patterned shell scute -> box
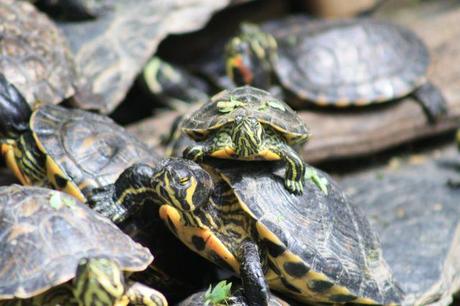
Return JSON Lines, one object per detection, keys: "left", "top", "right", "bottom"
{"left": 0, "top": 0, "right": 77, "bottom": 107}
{"left": 0, "top": 185, "right": 152, "bottom": 299}
{"left": 217, "top": 162, "right": 403, "bottom": 305}
{"left": 182, "top": 86, "right": 309, "bottom": 142}
{"left": 31, "top": 105, "right": 160, "bottom": 195}
{"left": 270, "top": 17, "right": 429, "bottom": 104}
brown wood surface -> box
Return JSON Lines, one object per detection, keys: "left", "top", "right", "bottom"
{"left": 128, "top": 5, "right": 460, "bottom": 163}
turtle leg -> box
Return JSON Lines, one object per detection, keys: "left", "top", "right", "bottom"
{"left": 87, "top": 163, "right": 158, "bottom": 225}
{"left": 411, "top": 81, "right": 447, "bottom": 123}
{"left": 183, "top": 129, "right": 235, "bottom": 161}
{"left": 238, "top": 240, "right": 270, "bottom": 306}
{"left": 265, "top": 138, "right": 305, "bottom": 194}
{"left": 124, "top": 281, "right": 168, "bottom": 306}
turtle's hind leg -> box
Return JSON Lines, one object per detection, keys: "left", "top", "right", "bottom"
{"left": 412, "top": 81, "right": 447, "bottom": 123}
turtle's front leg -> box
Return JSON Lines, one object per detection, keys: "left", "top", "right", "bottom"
{"left": 268, "top": 142, "right": 305, "bottom": 195}
{"left": 124, "top": 282, "right": 168, "bottom": 306}
{"left": 183, "top": 129, "right": 234, "bottom": 161}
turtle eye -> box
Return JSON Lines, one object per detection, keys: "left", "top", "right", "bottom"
{"left": 178, "top": 176, "right": 190, "bottom": 186}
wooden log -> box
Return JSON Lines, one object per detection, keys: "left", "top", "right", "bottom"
{"left": 128, "top": 7, "right": 460, "bottom": 163}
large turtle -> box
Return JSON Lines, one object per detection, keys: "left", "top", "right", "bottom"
{"left": 0, "top": 74, "right": 159, "bottom": 218}
{"left": 181, "top": 86, "right": 310, "bottom": 194}
{"left": 0, "top": 0, "right": 77, "bottom": 108}
{"left": 226, "top": 17, "right": 447, "bottom": 122}
{"left": 87, "top": 158, "right": 404, "bottom": 305}
{"left": 0, "top": 184, "right": 166, "bottom": 306}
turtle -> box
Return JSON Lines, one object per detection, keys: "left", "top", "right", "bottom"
{"left": 0, "top": 0, "right": 77, "bottom": 108}
{"left": 225, "top": 17, "right": 447, "bottom": 122}
{"left": 87, "top": 158, "right": 404, "bottom": 305}
{"left": 52, "top": 0, "right": 237, "bottom": 113}
{"left": 0, "top": 184, "right": 167, "bottom": 306}
{"left": 140, "top": 56, "right": 211, "bottom": 111}
{"left": 0, "top": 74, "right": 160, "bottom": 222}
{"left": 180, "top": 86, "right": 310, "bottom": 194}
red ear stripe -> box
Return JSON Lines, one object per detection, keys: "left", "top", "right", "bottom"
{"left": 233, "top": 56, "right": 254, "bottom": 85}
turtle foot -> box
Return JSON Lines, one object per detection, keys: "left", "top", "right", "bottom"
{"left": 284, "top": 179, "right": 304, "bottom": 195}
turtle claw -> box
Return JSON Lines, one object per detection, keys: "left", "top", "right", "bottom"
{"left": 183, "top": 146, "right": 205, "bottom": 162}
{"left": 284, "top": 179, "right": 304, "bottom": 195}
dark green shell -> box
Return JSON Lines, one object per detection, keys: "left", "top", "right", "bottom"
{"left": 268, "top": 17, "right": 428, "bottom": 105}
{"left": 212, "top": 161, "right": 403, "bottom": 305}
{"left": 0, "top": 0, "right": 77, "bottom": 107}
{"left": 182, "top": 86, "right": 309, "bottom": 144}
{"left": 0, "top": 185, "right": 152, "bottom": 299}
{"left": 30, "top": 105, "right": 160, "bottom": 196}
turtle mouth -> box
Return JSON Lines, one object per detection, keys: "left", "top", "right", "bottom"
{"left": 227, "top": 55, "right": 254, "bottom": 85}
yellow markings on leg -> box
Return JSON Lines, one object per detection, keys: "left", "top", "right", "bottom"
{"left": 210, "top": 147, "right": 235, "bottom": 159}
{"left": 1, "top": 143, "right": 31, "bottom": 185}
{"left": 259, "top": 149, "right": 281, "bottom": 161}
{"left": 159, "top": 205, "right": 240, "bottom": 273}
{"left": 45, "top": 156, "right": 85, "bottom": 202}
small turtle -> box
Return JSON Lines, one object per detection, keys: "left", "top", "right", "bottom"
{"left": 141, "top": 56, "right": 211, "bottom": 111}
{"left": 181, "top": 86, "right": 310, "bottom": 194}
{"left": 0, "top": 0, "right": 77, "bottom": 107}
{"left": 0, "top": 75, "right": 159, "bottom": 218}
{"left": 0, "top": 184, "right": 166, "bottom": 306}
{"left": 88, "top": 158, "right": 403, "bottom": 305}
{"left": 226, "top": 18, "right": 447, "bottom": 122}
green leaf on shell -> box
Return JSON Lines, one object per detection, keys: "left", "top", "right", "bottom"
{"left": 49, "top": 192, "right": 62, "bottom": 209}
{"left": 217, "top": 100, "right": 246, "bottom": 113}
{"left": 204, "top": 280, "right": 232, "bottom": 306}
{"left": 305, "top": 167, "right": 328, "bottom": 195}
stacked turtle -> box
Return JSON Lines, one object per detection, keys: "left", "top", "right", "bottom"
{"left": 85, "top": 86, "right": 404, "bottom": 305}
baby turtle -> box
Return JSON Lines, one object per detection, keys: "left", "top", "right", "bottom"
{"left": 181, "top": 86, "right": 310, "bottom": 194}
{"left": 0, "top": 185, "right": 166, "bottom": 306}
{"left": 226, "top": 17, "right": 447, "bottom": 122}
{"left": 0, "top": 75, "right": 159, "bottom": 214}
{"left": 88, "top": 158, "right": 403, "bottom": 305}
{"left": 0, "top": 0, "right": 77, "bottom": 107}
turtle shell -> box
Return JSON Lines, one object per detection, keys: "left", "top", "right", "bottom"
{"left": 182, "top": 86, "right": 309, "bottom": 145}
{"left": 0, "top": 0, "right": 77, "bottom": 107}
{"left": 268, "top": 17, "right": 429, "bottom": 106}
{"left": 30, "top": 105, "right": 160, "bottom": 198}
{"left": 0, "top": 185, "right": 152, "bottom": 299}
{"left": 57, "top": 0, "right": 235, "bottom": 113}
{"left": 213, "top": 161, "right": 403, "bottom": 305}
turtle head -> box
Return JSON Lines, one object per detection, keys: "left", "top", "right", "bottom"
{"left": 153, "top": 158, "right": 213, "bottom": 212}
{"left": 225, "top": 23, "right": 277, "bottom": 88}
{"left": 0, "top": 74, "right": 32, "bottom": 140}
{"left": 231, "top": 115, "right": 265, "bottom": 158}
{"left": 73, "top": 257, "right": 126, "bottom": 306}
